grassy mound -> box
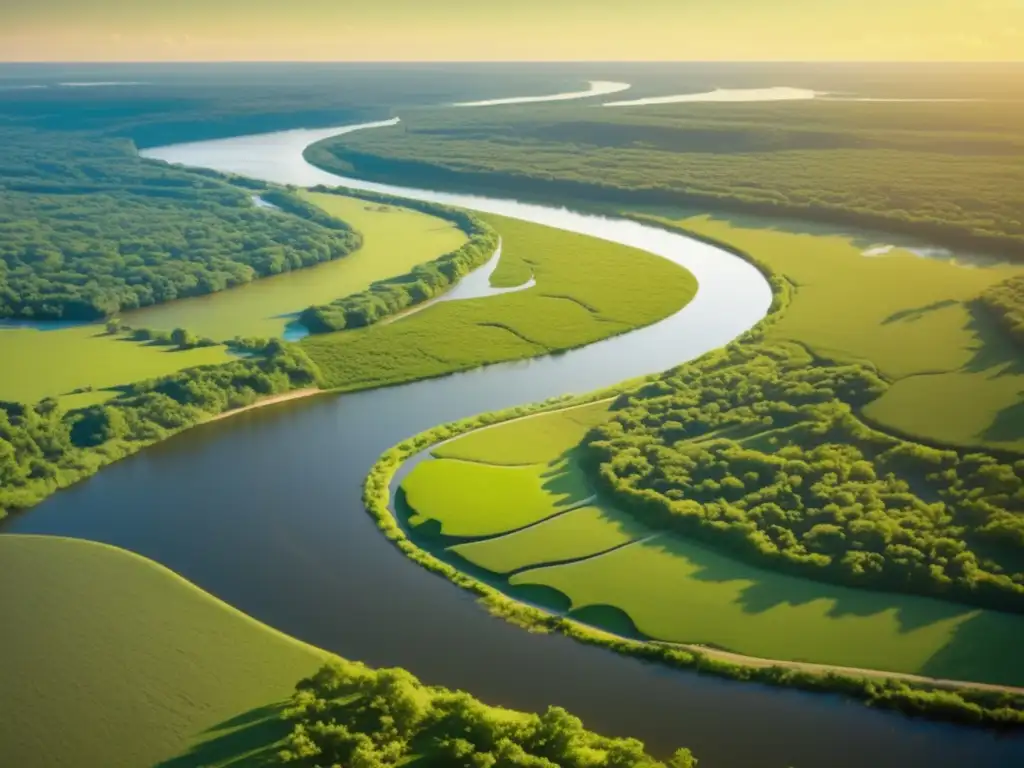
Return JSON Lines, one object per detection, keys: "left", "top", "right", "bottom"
{"left": 0, "top": 535, "right": 327, "bottom": 768}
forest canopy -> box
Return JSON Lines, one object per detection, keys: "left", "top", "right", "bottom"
{"left": 586, "top": 341, "right": 1024, "bottom": 613}
{"left": 0, "top": 129, "right": 361, "bottom": 322}
{"left": 277, "top": 660, "right": 696, "bottom": 768}
{"left": 315, "top": 99, "right": 1024, "bottom": 257}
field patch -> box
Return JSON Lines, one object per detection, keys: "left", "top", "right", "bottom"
{"left": 0, "top": 324, "right": 231, "bottom": 406}
{"left": 303, "top": 213, "right": 698, "bottom": 390}
{"left": 434, "top": 400, "right": 613, "bottom": 465}
{"left": 0, "top": 535, "right": 326, "bottom": 768}
{"left": 122, "top": 193, "right": 467, "bottom": 340}
{"left": 451, "top": 503, "right": 649, "bottom": 574}
{"left": 511, "top": 532, "right": 1024, "bottom": 686}
{"left": 402, "top": 455, "right": 594, "bottom": 538}
{"left": 651, "top": 213, "right": 1024, "bottom": 449}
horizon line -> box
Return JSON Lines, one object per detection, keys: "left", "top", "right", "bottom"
{"left": 2, "top": 59, "right": 1024, "bottom": 66}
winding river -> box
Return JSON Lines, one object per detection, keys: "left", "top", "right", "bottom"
{"left": 3, "top": 121, "right": 1023, "bottom": 768}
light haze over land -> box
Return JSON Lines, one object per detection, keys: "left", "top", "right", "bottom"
{"left": 0, "top": 0, "right": 1020, "bottom": 61}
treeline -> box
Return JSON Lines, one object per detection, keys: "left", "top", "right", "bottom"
{"left": 0, "top": 341, "right": 320, "bottom": 518}
{"left": 584, "top": 341, "right": 1024, "bottom": 613}
{"left": 298, "top": 188, "right": 499, "bottom": 333}
{"left": 277, "top": 660, "right": 696, "bottom": 768}
{"left": 979, "top": 275, "right": 1024, "bottom": 347}
{"left": 0, "top": 128, "right": 361, "bottom": 322}
{"left": 312, "top": 99, "right": 1024, "bottom": 258}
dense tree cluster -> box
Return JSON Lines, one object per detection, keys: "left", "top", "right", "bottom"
{"left": 0, "top": 341, "right": 320, "bottom": 518}
{"left": 316, "top": 99, "right": 1024, "bottom": 257}
{"left": 979, "top": 275, "right": 1024, "bottom": 347}
{"left": 298, "top": 190, "right": 499, "bottom": 333}
{"left": 0, "top": 129, "right": 362, "bottom": 322}
{"left": 586, "top": 342, "right": 1024, "bottom": 612}
{"left": 277, "top": 660, "right": 696, "bottom": 768}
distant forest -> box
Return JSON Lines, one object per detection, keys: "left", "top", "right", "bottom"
{"left": 314, "top": 98, "right": 1024, "bottom": 257}
{"left": 0, "top": 129, "right": 362, "bottom": 321}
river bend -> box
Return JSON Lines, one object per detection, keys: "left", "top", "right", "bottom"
{"left": 3, "top": 121, "right": 1021, "bottom": 768}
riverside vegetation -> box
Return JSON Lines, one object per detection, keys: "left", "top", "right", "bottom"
{"left": 376, "top": 211, "right": 1024, "bottom": 725}
{"left": 369, "top": 393, "right": 1024, "bottom": 727}
{"left": 308, "top": 98, "right": 1024, "bottom": 257}
{"left": 0, "top": 535, "right": 694, "bottom": 768}
{"left": 0, "top": 129, "right": 362, "bottom": 321}
{"left": 300, "top": 211, "right": 697, "bottom": 390}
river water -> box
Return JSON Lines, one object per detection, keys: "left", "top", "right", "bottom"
{"left": 3, "top": 121, "right": 1021, "bottom": 768}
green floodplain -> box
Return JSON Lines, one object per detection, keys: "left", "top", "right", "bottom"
{"left": 396, "top": 215, "right": 1024, "bottom": 689}
{"left": 300, "top": 213, "right": 697, "bottom": 390}
{"left": 0, "top": 193, "right": 466, "bottom": 406}
{"left": 121, "top": 192, "right": 468, "bottom": 340}
{"left": 400, "top": 401, "right": 1024, "bottom": 688}
{"left": 655, "top": 213, "right": 1024, "bottom": 451}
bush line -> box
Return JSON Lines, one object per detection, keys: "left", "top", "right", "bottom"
{"left": 298, "top": 186, "right": 499, "bottom": 333}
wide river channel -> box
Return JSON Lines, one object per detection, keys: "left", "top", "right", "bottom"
{"left": 4, "top": 120, "right": 1023, "bottom": 768}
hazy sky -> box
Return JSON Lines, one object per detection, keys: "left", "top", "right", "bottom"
{"left": 1, "top": 0, "right": 1019, "bottom": 62}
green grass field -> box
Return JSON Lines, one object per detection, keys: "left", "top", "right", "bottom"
{"left": 121, "top": 193, "right": 467, "bottom": 340}
{"left": 451, "top": 504, "right": 649, "bottom": 574}
{"left": 302, "top": 214, "right": 698, "bottom": 390}
{"left": 401, "top": 399, "right": 1024, "bottom": 686}
{"left": 0, "top": 535, "right": 327, "bottom": 768}
{"left": 646, "top": 213, "right": 1024, "bottom": 450}
{"left": 510, "top": 532, "right": 1024, "bottom": 686}
{"left": 0, "top": 324, "right": 231, "bottom": 406}
{"left": 433, "top": 400, "right": 613, "bottom": 465}
{"left": 403, "top": 455, "right": 594, "bottom": 538}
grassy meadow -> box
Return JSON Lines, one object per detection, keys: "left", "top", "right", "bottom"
{"left": 451, "top": 504, "right": 649, "bottom": 574}
{"left": 122, "top": 193, "right": 468, "bottom": 340}
{"left": 0, "top": 535, "right": 328, "bottom": 768}
{"left": 0, "top": 323, "right": 231, "bottom": 406}
{"left": 403, "top": 455, "right": 594, "bottom": 538}
{"left": 434, "top": 400, "right": 613, "bottom": 465}
{"left": 401, "top": 399, "right": 1024, "bottom": 686}
{"left": 642, "top": 213, "right": 1024, "bottom": 451}
{"left": 511, "top": 532, "right": 1024, "bottom": 686}
{"left": 302, "top": 214, "right": 698, "bottom": 389}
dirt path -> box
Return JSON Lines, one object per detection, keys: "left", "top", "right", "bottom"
{"left": 205, "top": 388, "right": 323, "bottom": 423}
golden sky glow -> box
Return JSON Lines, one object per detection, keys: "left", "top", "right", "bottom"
{"left": 0, "top": 1, "right": 1020, "bottom": 62}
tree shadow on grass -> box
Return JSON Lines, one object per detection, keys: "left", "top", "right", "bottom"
{"left": 538, "top": 449, "right": 595, "bottom": 508}
{"left": 155, "top": 702, "right": 291, "bottom": 768}
{"left": 569, "top": 604, "right": 645, "bottom": 640}
{"left": 981, "top": 399, "right": 1024, "bottom": 444}
{"left": 961, "top": 302, "right": 1024, "bottom": 377}
{"left": 919, "top": 610, "right": 1024, "bottom": 686}
{"left": 642, "top": 534, "right": 977, "bottom": 635}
